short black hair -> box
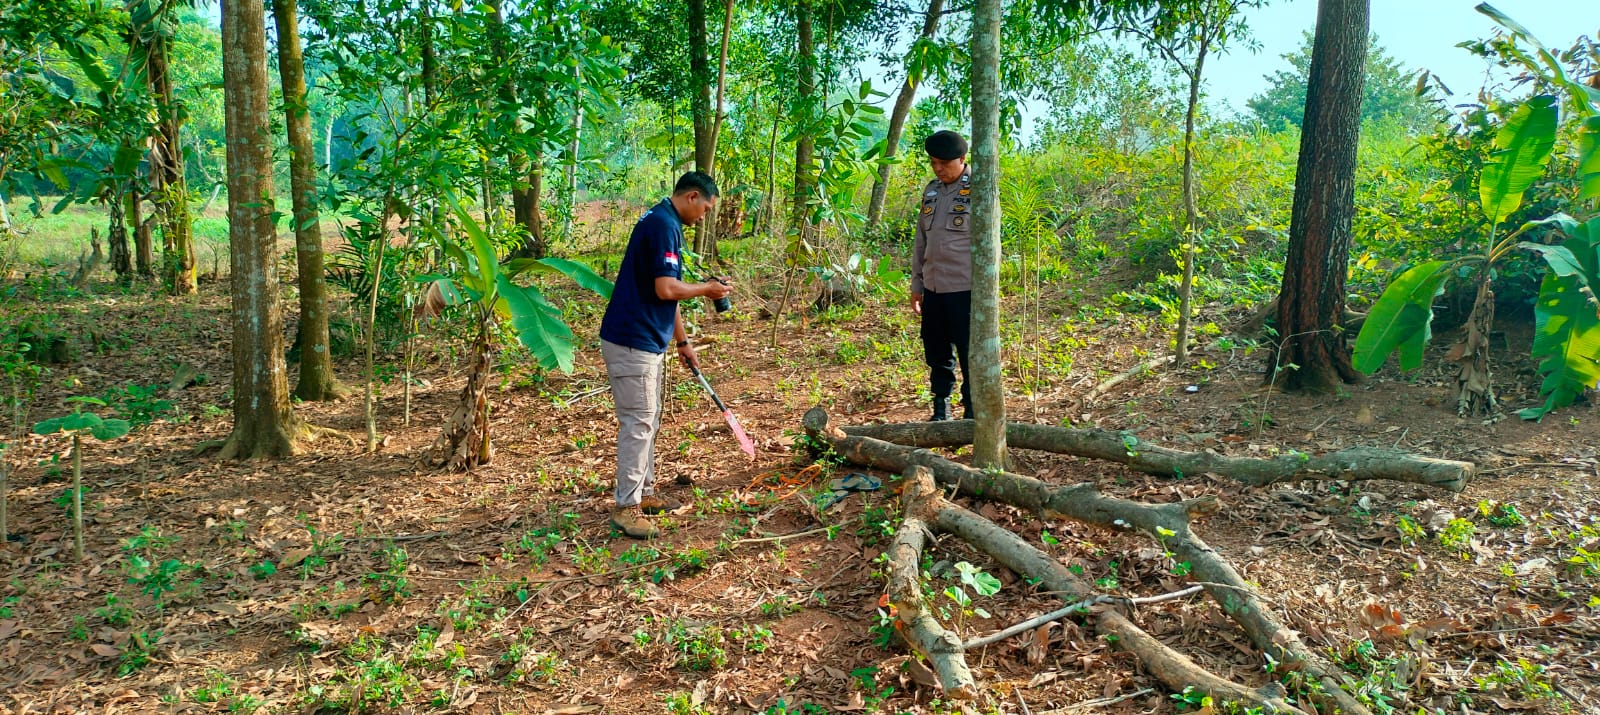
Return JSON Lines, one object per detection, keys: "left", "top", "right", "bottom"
{"left": 673, "top": 171, "right": 719, "bottom": 198}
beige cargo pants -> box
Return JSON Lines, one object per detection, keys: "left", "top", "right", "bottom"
{"left": 602, "top": 340, "right": 666, "bottom": 508}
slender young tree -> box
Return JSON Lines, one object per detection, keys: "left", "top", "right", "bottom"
{"left": 1269, "top": 0, "right": 1369, "bottom": 392}
{"left": 865, "top": 0, "right": 944, "bottom": 230}
{"left": 968, "top": 0, "right": 1006, "bottom": 468}
{"left": 1133, "top": 0, "right": 1252, "bottom": 361}
{"left": 219, "top": 0, "right": 304, "bottom": 459}
{"left": 273, "top": 0, "right": 347, "bottom": 401}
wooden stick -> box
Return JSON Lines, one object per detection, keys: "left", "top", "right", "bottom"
{"left": 963, "top": 585, "right": 1203, "bottom": 651}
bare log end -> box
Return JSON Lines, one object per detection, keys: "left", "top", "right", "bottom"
{"left": 803, "top": 406, "right": 845, "bottom": 441}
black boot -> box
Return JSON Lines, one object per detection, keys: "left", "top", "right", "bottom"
{"left": 930, "top": 396, "right": 951, "bottom": 422}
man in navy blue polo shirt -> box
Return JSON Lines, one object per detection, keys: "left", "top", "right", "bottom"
{"left": 600, "top": 171, "right": 733, "bottom": 539}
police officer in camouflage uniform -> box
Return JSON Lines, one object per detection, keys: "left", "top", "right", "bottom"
{"left": 910, "top": 130, "right": 973, "bottom": 422}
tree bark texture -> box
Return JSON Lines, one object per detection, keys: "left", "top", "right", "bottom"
{"left": 107, "top": 185, "right": 132, "bottom": 282}
{"left": 1269, "top": 0, "right": 1369, "bottom": 392}
{"left": 887, "top": 467, "right": 977, "bottom": 698}
{"left": 840, "top": 419, "right": 1473, "bottom": 492}
{"left": 802, "top": 408, "right": 1374, "bottom": 715}
{"left": 273, "top": 0, "right": 345, "bottom": 403}
{"left": 967, "top": 0, "right": 1007, "bottom": 468}
{"left": 865, "top": 0, "right": 944, "bottom": 230}
{"left": 790, "top": 0, "right": 816, "bottom": 233}
{"left": 219, "top": 0, "right": 302, "bottom": 460}
{"left": 149, "top": 31, "right": 196, "bottom": 295}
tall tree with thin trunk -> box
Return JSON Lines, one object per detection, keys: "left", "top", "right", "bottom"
{"left": 791, "top": 0, "right": 816, "bottom": 230}
{"left": 273, "top": 0, "right": 347, "bottom": 402}
{"left": 1269, "top": 0, "right": 1368, "bottom": 392}
{"left": 865, "top": 0, "right": 943, "bottom": 230}
{"left": 969, "top": 0, "right": 1006, "bottom": 468}
{"left": 219, "top": 0, "right": 304, "bottom": 459}
{"left": 148, "top": 25, "right": 196, "bottom": 295}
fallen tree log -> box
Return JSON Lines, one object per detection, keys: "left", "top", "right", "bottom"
{"left": 806, "top": 407, "right": 1372, "bottom": 715}
{"left": 932, "top": 495, "right": 1307, "bottom": 714}
{"left": 840, "top": 418, "right": 1473, "bottom": 492}
{"left": 885, "top": 467, "right": 976, "bottom": 699}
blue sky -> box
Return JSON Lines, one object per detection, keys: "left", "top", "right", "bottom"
{"left": 1205, "top": 0, "right": 1598, "bottom": 114}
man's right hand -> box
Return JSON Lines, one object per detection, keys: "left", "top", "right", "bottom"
{"left": 911, "top": 292, "right": 924, "bottom": 316}
{"left": 703, "top": 278, "right": 734, "bottom": 300}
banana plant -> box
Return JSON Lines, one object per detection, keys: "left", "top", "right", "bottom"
{"left": 419, "top": 199, "right": 611, "bottom": 471}
{"left": 33, "top": 397, "right": 130, "bottom": 561}
{"left": 1354, "top": 4, "right": 1600, "bottom": 419}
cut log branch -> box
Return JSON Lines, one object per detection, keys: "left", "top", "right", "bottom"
{"left": 933, "top": 502, "right": 1306, "bottom": 715}
{"left": 805, "top": 407, "right": 1373, "bottom": 715}
{"left": 841, "top": 418, "right": 1473, "bottom": 492}
{"left": 886, "top": 467, "right": 976, "bottom": 699}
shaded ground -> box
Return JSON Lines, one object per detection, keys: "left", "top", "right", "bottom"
{"left": 0, "top": 270, "right": 1597, "bottom": 715}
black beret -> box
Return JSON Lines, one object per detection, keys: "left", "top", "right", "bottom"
{"left": 923, "top": 130, "right": 968, "bottom": 160}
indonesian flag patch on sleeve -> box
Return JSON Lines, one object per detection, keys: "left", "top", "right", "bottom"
{"left": 663, "top": 251, "right": 679, "bottom": 268}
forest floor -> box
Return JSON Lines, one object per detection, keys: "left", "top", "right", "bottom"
{"left": 1, "top": 252, "right": 1599, "bottom": 715}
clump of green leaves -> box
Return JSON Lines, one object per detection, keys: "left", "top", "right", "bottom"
{"left": 1475, "top": 658, "right": 1560, "bottom": 702}
{"left": 1478, "top": 500, "right": 1526, "bottom": 527}
{"left": 1438, "top": 518, "right": 1477, "bottom": 558}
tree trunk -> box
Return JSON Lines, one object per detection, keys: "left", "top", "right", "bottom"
{"left": 562, "top": 63, "right": 582, "bottom": 244}
{"left": 1269, "top": 0, "right": 1369, "bottom": 392}
{"left": 790, "top": 0, "right": 816, "bottom": 233}
{"left": 273, "top": 0, "right": 346, "bottom": 402}
{"left": 219, "top": 0, "right": 303, "bottom": 460}
{"left": 107, "top": 185, "right": 133, "bottom": 282}
{"left": 865, "top": 0, "right": 944, "bottom": 230}
{"left": 150, "top": 31, "right": 196, "bottom": 296}
{"left": 698, "top": 0, "right": 735, "bottom": 262}
{"left": 841, "top": 418, "right": 1474, "bottom": 492}
{"left": 1174, "top": 41, "right": 1209, "bottom": 362}
{"left": 688, "top": 0, "right": 715, "bottom": 175}
{"left": 968, "top": 0, "right": 1006, "bottom": 468}
{"left": 512, "top": 160, "right": 546, "bottom": 258}
{"left": 130, "top": 186, "right": 153, "bottom": 277}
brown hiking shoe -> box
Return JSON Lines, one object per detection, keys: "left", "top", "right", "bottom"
{"left": 610, "top": 508, "right": 659, "bottom": 539}
{"left": 639, "top": 494, "right": 682, "bottom": 515}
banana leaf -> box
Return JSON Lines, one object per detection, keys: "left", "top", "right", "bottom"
{"left": 1479, "top": 95, "right": 1559, "bottom": 227}
{"left": 1520, "top": 271, "right": 1600, "bottom": 420}
{"left": 496, "top": 274, "right": 576, "bottom": 373}
{"left": 1352, "top": 260, "right": 1454, "bottom": 375}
